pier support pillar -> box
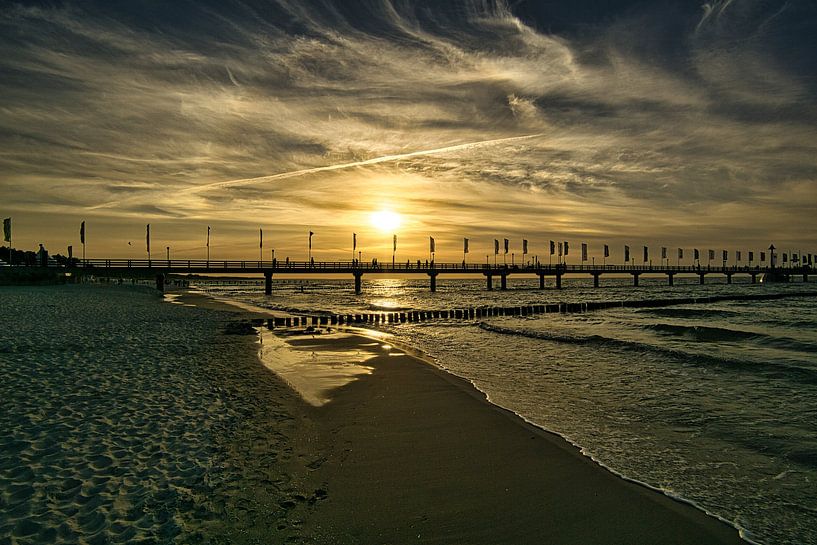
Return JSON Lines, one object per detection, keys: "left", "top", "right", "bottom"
{"left": 667, "top": 273, "right": 674, "bottom": 286}
{"left": 264, "top": 271, "right": 272, "bottom": 295}
{"left": 486, "top": 274, "right": 493, "bottom": 291}
{"left": 804, "top": 273, "right": 809, "bottom": 283}
{"left": 539, "top": 274, "right": 545, "bottom": 289}
{"left": 353, "top": 272, "right": 363, "bottom": 295}
{"left": 632, "top": 273, "right": 640, "bottom": 287}
{"left": 726, "top": 273, "right": 732, "bottom": 284}
{"left": 699, "top": 273, "right": 706, "bottom": 285}
{"left": 592, "top": 273, "right": 600, "bottom": 288}
{"left": 555, "top": 273, "right": 562, "bottom": 289}
{"left": 429, "top": 272, "right": 438, "bottom": 292}
{"left": 500, "top": 274, "right": 507, "bottom": 290}
{"left": 751, "top": 273, "right": 757, "bottom": 284}
{"left": 155, "top": 273, "right": 164, "bottom": 292}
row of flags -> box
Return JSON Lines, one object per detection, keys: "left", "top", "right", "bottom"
{"left": 3, "top": 217, "right": 815, "bottom": 265}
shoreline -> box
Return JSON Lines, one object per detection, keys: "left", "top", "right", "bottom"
{"left": 175, "top": 288, "right": 748, "bottom": 544}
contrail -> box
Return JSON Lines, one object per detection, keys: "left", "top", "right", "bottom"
{"left": 185, "top": 133, "right": 544, "bottom": 194}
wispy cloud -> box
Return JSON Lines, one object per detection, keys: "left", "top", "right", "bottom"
{"left": 1, "top": 0, "right": 815, "bottom": 257}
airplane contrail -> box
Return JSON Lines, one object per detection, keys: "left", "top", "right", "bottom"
{"left": 185, "top": 133, "right": 544, "bottom": 194}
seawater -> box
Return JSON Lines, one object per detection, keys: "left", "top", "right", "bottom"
{"left": 197, "top": 275, "right": 817, "bottom": 545}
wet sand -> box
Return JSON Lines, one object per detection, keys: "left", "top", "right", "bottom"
{"left": 179, "top": 290, "right": 745, "bottom": 544}
{"left": 281, "top": 333, "right": 745, "bottom": 544}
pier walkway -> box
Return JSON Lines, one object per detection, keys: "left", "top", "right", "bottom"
{"left": 53, "top": 259, "right": 813, "bottom": 294}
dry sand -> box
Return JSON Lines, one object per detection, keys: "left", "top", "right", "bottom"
{"left": 178, "top": 290, "right": 746, "bottom": 544}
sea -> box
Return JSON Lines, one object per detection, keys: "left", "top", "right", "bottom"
{"left": 196, "top": 274, "right": 817, "bottom": 545}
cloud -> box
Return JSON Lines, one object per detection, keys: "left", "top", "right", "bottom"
{"left": 0, "top": 0, "right": 815, "bottom": 257}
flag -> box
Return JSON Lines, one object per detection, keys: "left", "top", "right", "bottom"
{"left": 643, "top": 246, "right": 648, "bottom": 262}
{"left": 2, "top": 217, "right": 10, "bottom": 243}
{"left": 708, "top": 249, "right": 715, "bottom": 260}
{"left": 722, "top": 250, "right": 728, "bottom": 261}
{"left": 736, "top": 251, "right": 741, "bottom": 261}
{"left": 353, "top": 233, "right": 357, "bottom": 251}
{"left": 206, "top": 226, "right": 210, "bottom": 247}
{"left": 581, "top": 243, "right": 587, "bottom": 262}
{"left": 430, "top": 236, "right": 435, "bottom": 254}
{"left": 522, "top": 239, "right": 528, "bottom": 254}
{"left": 678, "top": 248, "right": 683, "bottom": 259}
{"left": 68, "top": 245, "right": 73, "bottom": 259}
{"left": 309, "top": 231, "right": 314, "bottom": 250}
{"left": 564, "top": 241, "right": 569, "bottom": 256}
{"left": 749, "top": 251, "right": 754, "bottom": 262}
{"left": 783, "top": 253, "right": 788, "bottom": 263}
{"left": 604, "top": 244, "right": 609, "bottom": 258}
{"left": 793, "top": 253, "right": 799, "bottom": 263}
{"left": 146, "top": 224, "right": 150, "bottom": 253}
{"left": 558, "top": 242, "right": 563, "bottom": 257}
{"left": 760, "top": 251, "right": 765, "bottom": 262}
{"left": 694, "top": 248, "right": 700, "bottom": 260}
{"left": 624, "top": 245, "right": 630, "bottom": 262}
{"left": 661, "top": 247, "right": 667, "bottom": 259}
{"left": 393, "top": 234, "right": 397, "bottom": 253}
{"left": 80, "top": 221, "right": 86, "bottom": 244}
{"left": 504, "top": 239, "right": 509, "bottom": 254}
{"left": 549, "top": 240, "right": 555, "bottom": 255}
{"left": 464, "top": 238, "right": 469, "bottom": 254}
{"left": 809, "top": 254, "right": 813, "bottom": 265}
{"left": 494, "top": 239, "right": 499, "bottom": 255}
{"left": 260, "top": 228, "right": 263, "bottom": 248}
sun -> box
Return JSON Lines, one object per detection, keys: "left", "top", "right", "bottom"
{"left": 370, "top": 210, "right": 402, "bottom": 232}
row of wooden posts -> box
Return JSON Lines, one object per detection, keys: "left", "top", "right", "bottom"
{"left": 259, "top": 291, "right": 816, "bottom": 328}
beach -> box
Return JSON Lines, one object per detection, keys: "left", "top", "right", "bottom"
{"left": 0, "top": 284, "right": 749, "bottom": 543}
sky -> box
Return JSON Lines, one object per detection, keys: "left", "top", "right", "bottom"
{"left": 1, "top": 0, "right": 816, "bottom": 262}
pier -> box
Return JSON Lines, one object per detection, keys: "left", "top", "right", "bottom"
{"left": 50, "top": 259, "right": 813, "bottom": 293}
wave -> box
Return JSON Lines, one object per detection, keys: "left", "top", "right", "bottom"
{"left": 644, "top": 323, "right": 762, "bottom": 343}
{"left": 637, "top": 308, "right": 739, "bottom": 319}
{"left": 477, "top": 322, "right": 817, "bottom": 384}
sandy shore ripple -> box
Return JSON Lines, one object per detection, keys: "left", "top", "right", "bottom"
{"left": 0, "top": 285, "right": 317, "bottom": 544}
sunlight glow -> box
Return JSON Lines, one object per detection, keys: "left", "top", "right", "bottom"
{"left": 370, "top": 210, "right": 402, "bottom": 232}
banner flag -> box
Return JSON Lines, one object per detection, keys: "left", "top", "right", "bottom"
{"left": 643, "top": 246, "right": 648, "bottom": 263}
{"left": 736, "top": 250, "right": 741, "bottom": 261}
{"left": 694, "top": 248, "right": 699, "bottom": 260}
{"left": 494, "top": 239, "right": 499, "bottom": 255}
{"left": 309, "top": 231, "right": 314, "bottom": 250}
{"left": 783, "top": 253, "right": 788, "bottom": 263}
{"left": 523, "top": 239, "right": 528, "bottom": 254}
{"left": 2, "top": 217, "right": 10, "bottom": 243}
{"left": 760, "top": 251, "right": 765, "bottom": 262}
{"left": 722, "top": 250, "right": 728, "bottom": 261}
{"left": 68, "top": 245, "right": 73, "bottom": 259}
{"left": 550, "top": 240, "right": 555, "bottom": 255}
{"left": 661, "top": 247, "right": 667, "bottom": 259}
{"left": 260, "top": 228, "right": 263, "bottom": 248}
{"left": 206, "top": 226, "right": 210, "bottom": 247}
{"left": 430, "top": 236, "right": 435, "bottom": 254}
{"left": 464, "top": 238, "right": 469, "bottom": 254}
{"left": 708, "top": 249, "right": 715, "bottom": 260}
{"left": 564, "top": 241, "right": 569, "bottom": 256}
{"left": 749, "top": 251, "right": 754, "bottom": 262}
{"left": 678, "top": 248, "right": 683, "bottom": 259}
{"left": 80, "top": 221, "right": 86, "bottom": 244}
{"left": 504, "top": 238, "right": 509, "bottom": 254}
{"left": 146, "top": 224, "right": 150, "bottom": 253}
{"left": 581, "top": 243, "right": 587, "bottom": 262}
{"left": 558, "top": 242, "right": 563, "bottom": 257}
{"left": 394, "top": 234, "right": 397, "bottom": 253}
{"left": 604, "top": 244, "right": 609, "bottom": 258}
{"left": 624, "top": 245, "right": 630, "bottom": 262}
{"left": 353, "top": 233, "right": 357, "bottom": 251}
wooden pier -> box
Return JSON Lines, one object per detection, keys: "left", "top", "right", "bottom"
{"left": 55, "top": 259, "right": 813, "bottom": 294}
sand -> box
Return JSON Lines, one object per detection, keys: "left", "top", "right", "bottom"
{"left": 0, "top": 285, "right": 746, "bottom": 544}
